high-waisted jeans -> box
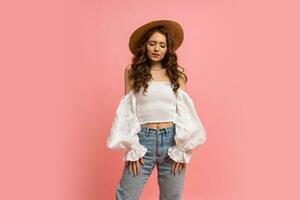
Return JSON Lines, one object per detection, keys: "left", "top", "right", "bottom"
{"left": 115, "top": 124, "right": 186, "bottom": 200}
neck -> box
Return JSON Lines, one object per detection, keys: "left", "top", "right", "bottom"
{"left": 150, "top": 62, "right": 163, "bottom": 70}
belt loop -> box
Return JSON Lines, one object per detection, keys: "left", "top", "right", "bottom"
{"left": 164, "top": 128, "right": 169, "bottom": 137}
{"left": 146, "top": 127, "right": 149, "bottom": 137}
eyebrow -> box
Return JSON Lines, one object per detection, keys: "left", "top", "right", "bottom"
{"left": 149, "top": 40, "right": 166, "bottom": 45}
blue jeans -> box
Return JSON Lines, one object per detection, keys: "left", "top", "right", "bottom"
{"left": 116, "top": 124, "right": 186, "bottom": 200}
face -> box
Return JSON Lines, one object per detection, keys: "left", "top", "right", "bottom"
{"left": 146, "top": 32, "right": 168, "bottom": 62}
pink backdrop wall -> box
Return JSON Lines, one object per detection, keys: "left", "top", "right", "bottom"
{"left": 1, "top": 0, "right": 299, "bottom": 200}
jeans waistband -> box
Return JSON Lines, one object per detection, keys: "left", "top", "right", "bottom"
{"left": 140, "top": 124, "right": 175, "bottom": 135}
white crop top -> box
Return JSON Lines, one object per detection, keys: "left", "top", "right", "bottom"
{"left": 136, "top": 80, "right": 176, "bottom": 124}
{"left": 106, "top": 81, "right": 207, "bottom": 164}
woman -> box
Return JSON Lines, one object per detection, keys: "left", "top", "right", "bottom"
{"left": 106, "top": 19, "right": 207, "bottom": 200}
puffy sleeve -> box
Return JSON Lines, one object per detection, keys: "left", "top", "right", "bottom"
{"left": 168, "top": 88, "right": 207, "bottom": 163}
{"left": 106, "top": 90, "right": 147, "bottom": 161}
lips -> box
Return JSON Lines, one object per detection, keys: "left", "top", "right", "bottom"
{"left": 152, "top": 53, "right": 160, "bottom": 57}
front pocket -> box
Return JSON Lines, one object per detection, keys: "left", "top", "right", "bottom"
{"left": 137, "top": 130, "right": 146, "bottom": 138}
{"left": 167, "top": 132, "right": 176, "bottom": 143}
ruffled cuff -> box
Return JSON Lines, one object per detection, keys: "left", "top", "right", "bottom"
{"left": 122, "top": 143, "right": 147, "bottom": 161}
{"left": 168, "top": 145, "right": 193, "bottom": 163}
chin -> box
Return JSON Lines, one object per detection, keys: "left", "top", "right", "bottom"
{"left": 151, "top": 58, "right": 162, "bottom": 62}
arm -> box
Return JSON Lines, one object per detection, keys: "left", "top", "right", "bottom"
{"left": 178, "top": 73, "right": 187, "bottom": 91}
{"left": 106, "top": 64, "right": 147, "bottom": 161}
{"left": 178, "top": 66, "right": 187, "bottom": 91}
{"left": 168, "top": 71, "right": 207, "bottom": 164}
{"left": 124, "top": 64, "right": 133, "bottom": 95}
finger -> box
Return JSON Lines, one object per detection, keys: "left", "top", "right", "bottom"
{"left": 136, "top": 161, "right": 140, "bottom": 175}
{"left": 171, "top": 162, "right": 175, "bottom": 175}
{"left": 172, "top": 162, "right": 178, "bottom": 175}
{"left": 131, "top": 162, "right": 135, "bottom": 176}
{"left": 180, "top": 163, "right": 186, "bottom": 173}
{"left": 133, "top": 162, "right": 137, "bottom": 177}
{"left": 139, "top": 158, "right": 144, "bottom": 166}
{"left": 131, "top": 162, "right": 135, "bottom": 177}
{"left": 178, "top": 164, "right": 182, "bottom": 174}
{"left": 129, "top": 162, "right": 132, "bottom": 174}
{"left": 174, "top": 162, "right": 179, "bottom": 175}
{"left": 134, "top": 161, "right": 138, "bottom": 176}
{"left": 138, "top": 158, "right": 142, "bottom": 166}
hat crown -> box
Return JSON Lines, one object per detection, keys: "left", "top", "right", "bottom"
{"left": 129, "top": 20, "right": 184, "bottom": 55}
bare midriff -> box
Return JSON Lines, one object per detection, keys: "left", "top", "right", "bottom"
{"left": 141, "top": 121, "right": 175, "bottom": 130}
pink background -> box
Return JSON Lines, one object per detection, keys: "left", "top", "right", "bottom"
{"left": 1, "top": 0, "right": 299, "bottom": 199}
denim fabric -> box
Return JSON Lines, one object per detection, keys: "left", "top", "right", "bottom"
{"left": 116, "top": 124, "right": 185, "bottom": 200}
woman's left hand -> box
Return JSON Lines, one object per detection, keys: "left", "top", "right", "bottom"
{"left": 171, "top": 160, "right": 186, "bottom": 175}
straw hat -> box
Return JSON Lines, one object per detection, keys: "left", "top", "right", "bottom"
{"left": 128, "top": 19, "right": 184, "bottom": 55}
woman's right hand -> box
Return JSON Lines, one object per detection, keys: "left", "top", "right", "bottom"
{"left": 125, "top": 157, "right": 144, "bottom": 177}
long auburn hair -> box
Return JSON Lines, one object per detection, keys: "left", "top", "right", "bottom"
{"left": 128, "top": 26, "right": 187, "bottom": 95}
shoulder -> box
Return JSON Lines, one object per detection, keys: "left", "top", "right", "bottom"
{"left": 124, "top": 64, "right": 133, "bottom": 94}
{"left": 125, "top": 64, "right": 132, "bottom": 72}
{"left": 177, "top": 67, "right": 187, "bottom": 91}
{"left": 124, "top": 64, "right": 132, "bottom": 79}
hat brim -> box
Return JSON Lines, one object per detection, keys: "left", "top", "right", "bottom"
{"left": 129, "top": 19, "right": 184, "bottom": 55}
